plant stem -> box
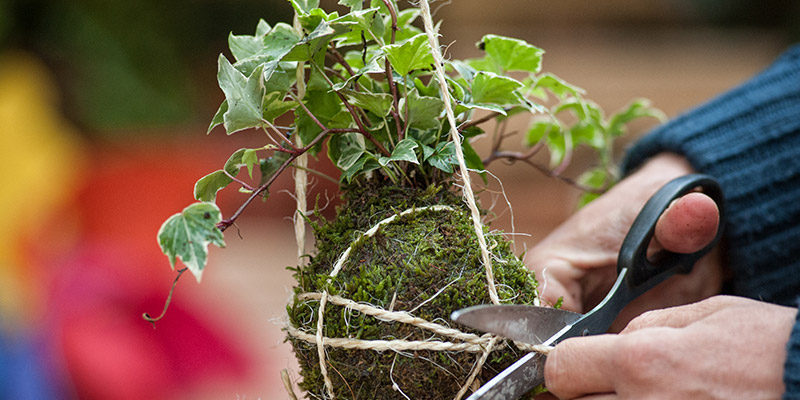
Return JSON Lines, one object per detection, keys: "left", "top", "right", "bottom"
{"left": 379, "top": 0, "right": 404, "bottom": 140}
{"left": 382, "top": 0, "right": 398, "bottom": 44}
{"left": 142, "top": 268, "right": 187, "bottom": 328}
{"left": 484, "top": 150, "right": 606, "bottom": 193}
{"left": 459, "top": 110, "right": 502, "bottom": 131}
{"left": 218, "top": 126, "right": 335, "bottom": 231}
{"left": 328, "top": 47, "right": 356, "bottom": 77}
{"left": 309, "top": 63, "right": 392, "bottom": 157}
{"left": 223, "top": 170, "right": 256, "bottom": 191}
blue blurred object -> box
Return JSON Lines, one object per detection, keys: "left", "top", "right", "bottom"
{"left": 0, "top": 328, "right": 61, "bottom": 400}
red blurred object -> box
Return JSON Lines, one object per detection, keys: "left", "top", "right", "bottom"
{"left": 50, "top": 241, "right": 250, "bottom": 400}
{"left": 27, "top": 135, "right": 269, "bottom": 399}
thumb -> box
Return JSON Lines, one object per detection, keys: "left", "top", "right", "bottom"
{"left": 654, "top": 192, "right": 719, "bottom": 254}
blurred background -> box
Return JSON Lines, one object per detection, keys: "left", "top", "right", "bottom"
{"left": 0, "top": 0, "right": 796, "bottom": 398}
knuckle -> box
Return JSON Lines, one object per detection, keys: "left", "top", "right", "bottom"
{"left": 624, "top": 309, "right": 664, "bottom": 332}
{"left": 543, "top": 345, "right": 574, "bottom": 396}
{"left": 543, "top": 347, "right": 565, "bottom": 394}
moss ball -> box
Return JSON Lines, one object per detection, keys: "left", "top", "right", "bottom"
{"left": 287, "top": 182, "right": 539, "bottom": 399}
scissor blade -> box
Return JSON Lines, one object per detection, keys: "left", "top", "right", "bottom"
{"left": 466, "top": 351, "right": 546, "bottom": 400}
{"left": 451, "top": 305, "right": 581, "bottom": 345}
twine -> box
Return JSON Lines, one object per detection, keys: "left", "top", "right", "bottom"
{"left": 292, "top": 23, "right": 311, "bottom": 396}
{"left": 418, "top": 0, "right": 500, "bottom": 307}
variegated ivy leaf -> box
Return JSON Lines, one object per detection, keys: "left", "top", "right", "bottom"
{"left": 379, "top": 138, "right": 419, "bottom": 166}
{"left": 608, "top": 99, "right": 666, "bottom": 137}
{"left": 216, "top": 56, "right": 266, "bottom": 134}
{"left": 341, "top": 89, "right": 394, "bottom": 117}
{"left": 536, "top": 73, "right": 586, "bottom": 100}
{"left": 479, "top": 34, "right": 544, "bottom": 74}
{"left": 158, "top": 202, "right": 225, "bottom": 283}
{"left": 290, "top": 0, "right": 321, "bottom": 14}
{"left": 383, "top": 33, "right": 435, "bottom": 76}
{"left": 195, "top": 148, "right": 245, "bottom": 202}
{"left": 228, "top": 19, "right": 272, "bottom": 62}
{"left": 401, "top": 88, "right": 444, "bottom": 130}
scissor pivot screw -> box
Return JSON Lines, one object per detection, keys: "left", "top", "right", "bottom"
{"left": 581, "top": 328, "right": 590, "bottom": 336}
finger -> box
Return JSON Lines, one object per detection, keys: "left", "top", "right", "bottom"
{"left": 544, "top": 335, "right": 618, "bottom": 399}
{"left": 621, "top": 295, "right": 740, "bottom": 333}
{"left": 538, "top": 260, "right": 585, "bottom": 311}
{"left": 654, "top": 192, "right": 719, "bottom": 254}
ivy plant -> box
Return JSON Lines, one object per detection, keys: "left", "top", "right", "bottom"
{"left": 155, "top": 0, "right": 663, "bottom": 285}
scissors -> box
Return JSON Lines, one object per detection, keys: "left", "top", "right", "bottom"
{"left": 451, "top": 174, "right": 725, "bottom": 400}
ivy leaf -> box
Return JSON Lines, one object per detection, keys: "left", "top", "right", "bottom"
{"left": 462, "top": 140, "right": 487, "bottom": 183}
{"left": 194, "top": 170, "right": 234, "bottom": 202}
{"left": 242, "top": 148, "right": 259, "bottom": 178}
{"left": 157, "top": 202, "right": 225, "bottom": 283}
{"left": 525, "top": 120, "right": 561, "bottom": 147}
{"left": 445, "top": 76, "right": 467, "bottom": 102}
{"left": 401, "top": 88, "right": 444, "bottom": 130}
{"left": 289, "top": 0, "right": 321, "bottom": 14}
{"left": 297, "top": 8, "right": 339, "bottom": 33}
{"left": 466, "top": 56, "right": 501, "bottom": 75}
{"left": 339, "top": 0, "right": 363, "bottom": 11}
{"left": 335, "top": 7, "right": 380, "bottom": 33}
{"left": 335, "top": 7, "right": 383, "bottom": 46}
{"left": 285, "top": 18, "right": 351, "bottom": 64}
{"left": 546, "top": 127, "right": 570, "bottom": 168}
{"left": 260, "top": 151, "right": 291, "bottom": 186}
{"left": 296, "top": 89, "right": 347, "bottom": 155}
{"left": 379, "top": 138, "right": 418, "bottom": 166}
{"left": 470, "top": 71, "right": 525, "bottom": 111}
{"left": 387, "top": 8, "right": 421, "bottom": 43}
{"left": 223, "top": 148, "right": 247, "bottom": 175}
{"left": 342, "top": 154, "right": 381, "bottom": 182}
{"left": 194, "top": 149, "right": 248, "bottom": 202}
{"left": 449, "top": 60, "right": 477, "bottom": 83}
{"left": 262, "top": 92, "right": 298, "bottom": 122}
{"left": 233, "top": 23, "right": 301, "bottom": 76}
{"left": 208, "top": 100, "right": 228, "bottom": 134}
{"left": 608, "top": 98, "right": 666, "bottom": 137}
{"left": 479, "top": 34, "right": 544, "bottom": 73}
{"left": 536, "top": 73, "right": 585, "bottom": 100}
{"left": 413, "top": 76, "right": 439, "bottom": 97}
{"left": 571, "top": 121, "right": 604, "bottom": 149}
{"left": 328, "top": 132, "right": 366, "bottom": 171}
{"left": 554, "top": 98, "right": 603, "bottom": 122}
{"left": 228, "top": 19, "right": 271, "bottom": 61}
{"left": 341, "top": 89, "right": 393, "bottom": 117}
{"left": 217, "top": 56, "right": 266, "bottom": 134}
{"left": 331, "top": 56, "right": 384, "bottom": 90}
{"left": 427, "top": 141, "right": 458, "bottom": 173}
{"left": 383, "top": 33, "right": 435, "bottom": 76}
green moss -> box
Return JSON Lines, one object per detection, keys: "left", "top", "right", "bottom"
{"left": 287, "top": 180, "right": 539, "bottom": 399}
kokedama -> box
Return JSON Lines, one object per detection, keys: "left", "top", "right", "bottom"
{"left": 152, "top": 1, "right": 662, "bottom": 398}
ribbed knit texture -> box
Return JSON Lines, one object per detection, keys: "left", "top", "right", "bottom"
{"left": 621, "top": 44, "right": 800, "bottom": 399}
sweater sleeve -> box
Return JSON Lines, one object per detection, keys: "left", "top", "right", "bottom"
{"left": 620, "top": 44, "right": 800, "bottom": 399}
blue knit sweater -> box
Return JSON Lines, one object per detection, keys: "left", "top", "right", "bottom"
{"left": 621, "top": 44, "right": 800, "bottom": 399}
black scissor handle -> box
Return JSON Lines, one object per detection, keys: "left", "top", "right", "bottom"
{"left": 617, "top": 174, "right": 725, "bottom": 290}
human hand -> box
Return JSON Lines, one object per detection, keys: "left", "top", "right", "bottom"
{"left": 525, "top": 153, "right": 722, "bottom": 328}
{"left": 542, "top": 295, "right": 797, "bottom": 399}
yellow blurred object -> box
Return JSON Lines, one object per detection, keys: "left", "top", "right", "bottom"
{"left": 0, "top": 52, "right": 86, "bottom": 329}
